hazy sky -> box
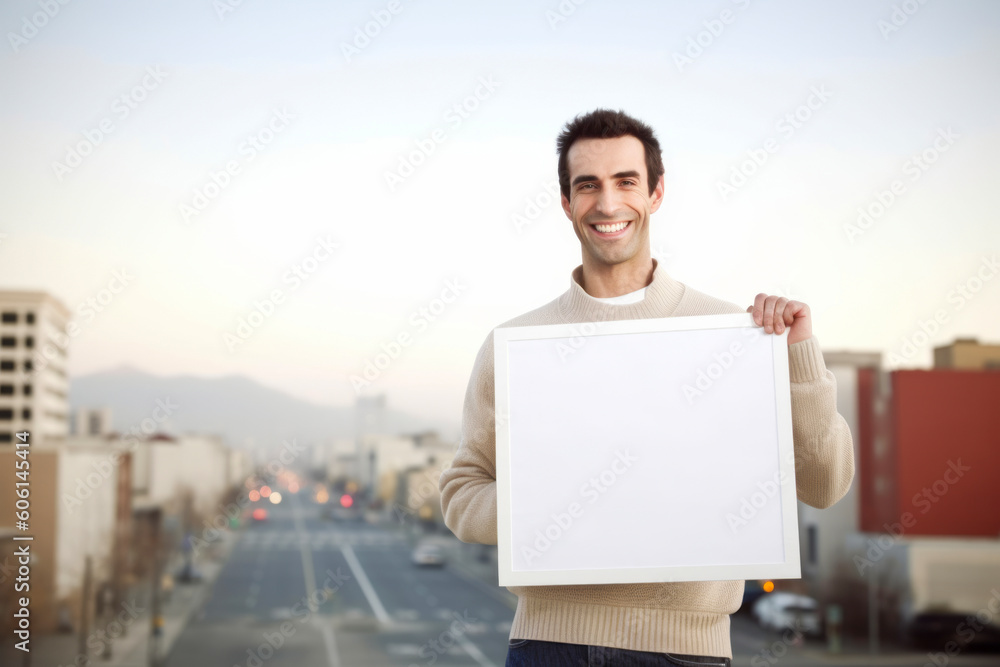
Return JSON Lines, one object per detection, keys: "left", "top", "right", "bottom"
{"left": 1, "top": 0, "right": 998, "bottom": 431}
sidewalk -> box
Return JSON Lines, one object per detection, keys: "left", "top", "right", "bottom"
{"left": 3, "top": 527, "right": 240, "bottom": 667}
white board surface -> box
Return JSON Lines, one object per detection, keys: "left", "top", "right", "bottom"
{"left": 493, "top": 313, "right": 799, "bottom": 586}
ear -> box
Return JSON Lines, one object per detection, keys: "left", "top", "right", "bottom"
{"left": 561, "top": 192, "right": 572, "bottom": 220}
{"left": 649, "top": 174, "right": 665, "bottom": 214}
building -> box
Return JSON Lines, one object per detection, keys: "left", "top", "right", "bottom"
{"left": 933, "top": 337, "right": 1000, "bottom": 370}
{"left": 387, "top": 462, "right": 452, "bottom": 524}
{"left": 858, "top": 368, "right": 1000, "bottom": 537}
{"left": 796, "top": 350, "right": 879, "bottom": 601}
{"left": 795, "top": 340, "right": 1000, "bottom": 639}
{"left": 0, "top": 291, "right": 71, "bottom": 447}
{"left": 127, "top": 432, "right": 242, "bottom": 530}
{"left": 0, "top": 440, "right": 130, "bottom": 633}
{"left": 0, "top": 430, "right": 249, "bottom": 634}
{"left": 73, "top": 406, "right": 114, "bottom": 436}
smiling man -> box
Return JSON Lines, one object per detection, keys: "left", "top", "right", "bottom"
{"left": 439, "top": 109, "right": 855, "bottom": 666}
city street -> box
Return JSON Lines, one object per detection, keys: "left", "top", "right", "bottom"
{"left": 166, "top": 494, "right": 516, "bottom": 666}
{"left": 160, "top": 492, "right": 1000, "bottom": 667}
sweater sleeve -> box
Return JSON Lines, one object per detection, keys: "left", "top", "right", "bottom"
{"left": 439, "top": 333, "right": 499, "bottom": 544}
{"left": 787, "top": 336, "right": 856, "bottom": 509}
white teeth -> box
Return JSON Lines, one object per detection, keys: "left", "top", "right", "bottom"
{"left": 595, "top": 221, "right": 629, "bottom": 233}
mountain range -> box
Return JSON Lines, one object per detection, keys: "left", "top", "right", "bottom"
{"left": 68, "top": 366, "right": 457, "bottom": 450}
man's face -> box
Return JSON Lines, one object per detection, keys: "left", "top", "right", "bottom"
{"left": 561, "top": 135, "right": 664, "bottom": 270}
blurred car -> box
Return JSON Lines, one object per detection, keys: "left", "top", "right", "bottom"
{"left": 323, "top": 505, "right": 362, "bottom": 522}
{"left": 752, "top": 592, "right": 822, "bottom": 637}
{"left": 175, "top": 562, "right": 203, "bottom": 583}
{"left": 411, "top": 543, "right": 446, "bottom": 567}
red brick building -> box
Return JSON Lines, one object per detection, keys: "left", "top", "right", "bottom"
{"left": 858, "top": 365, "right": 1000, "bottom": 537}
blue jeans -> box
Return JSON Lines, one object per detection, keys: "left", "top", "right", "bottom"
{"left": 504, "top": 639, "right": 731, "bottom": 666}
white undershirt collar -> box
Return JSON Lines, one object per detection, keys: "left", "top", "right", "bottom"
{"left": 591, "top": 286, "right": 648, "bottom": 305}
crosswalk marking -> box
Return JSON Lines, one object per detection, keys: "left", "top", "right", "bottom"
{"left": 238, "top": 530, "right": 405, "bottom": 549}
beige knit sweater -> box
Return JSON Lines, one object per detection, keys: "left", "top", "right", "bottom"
{"left": 439, "top": 259, "right": 855, "bottom": 659}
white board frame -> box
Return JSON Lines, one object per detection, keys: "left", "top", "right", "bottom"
{"left": 493, "top": 313, "right": 799, "bottom": 586}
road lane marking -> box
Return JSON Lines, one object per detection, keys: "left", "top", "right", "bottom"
{"left": 455, "top": 632, "right": 496, "bottom": 667}
{"left": 317, "top": 619, "right": 341, "bottom": 667}
{"left": 293, "top": 494, "right": 341, "bottom": 667}
{"left": 341, "top": 544, "right": 392, "bottom": 624}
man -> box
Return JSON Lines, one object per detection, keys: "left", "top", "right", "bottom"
{"left": 439, "top": 109, "right": 855, "bottom": 666}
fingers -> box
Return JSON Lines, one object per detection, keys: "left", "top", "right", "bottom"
{"left": 750, "top": 293, "right": 791, "bottom": 334}
{"left": 750, "top": 293, "right": 766, "bottom": 326}
{"left": 765, "top": 297, "right": 788, "bottom": 334}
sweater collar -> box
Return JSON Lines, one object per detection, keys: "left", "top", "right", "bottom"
{"left": 558, "top": 258, "right": 686, "bottom": 322}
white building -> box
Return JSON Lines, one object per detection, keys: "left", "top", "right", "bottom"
{"left": 73, "top": 406, "right": 114, "bottom": 436}
{"left": 129, "top": 432, "right": 236, "bottom": 520}
{"left": 0, "top": 290, "right": 71, "bottom": 447}
{"left": 797, "top": 350, "right": 880, "bottom": 600}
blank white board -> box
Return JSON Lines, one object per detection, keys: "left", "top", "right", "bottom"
{"left": 493, "top": 313, "right": 799, "bottom": 586}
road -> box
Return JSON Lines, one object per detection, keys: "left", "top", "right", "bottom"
{"left": 166, "top": 493, "right": 514, "bottom": 666}
{"left": 164, "top": 491, "right": 1000, "bottom": 666}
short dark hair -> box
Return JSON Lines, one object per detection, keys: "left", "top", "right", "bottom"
{"left": 556, "top": 109, "right": 664, "bottom": 199}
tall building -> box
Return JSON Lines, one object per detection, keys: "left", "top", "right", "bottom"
{"left": 0, "top": 291, "right": 71, "bottom": 446}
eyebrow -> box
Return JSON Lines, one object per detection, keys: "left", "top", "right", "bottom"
{"left": 571, "top": 170, "right": 642, "bottom": 187}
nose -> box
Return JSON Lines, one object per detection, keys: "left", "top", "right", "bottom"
{"left": 595, "top": 186, "right": 623, "bottom": 218}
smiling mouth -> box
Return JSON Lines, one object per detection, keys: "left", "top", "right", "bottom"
{"left": 591, "top": 221, "right": 631, "bottom": 234}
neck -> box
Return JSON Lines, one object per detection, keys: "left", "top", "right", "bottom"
{"left": 579, "top": 254, "right": 655, "bottom": 298}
